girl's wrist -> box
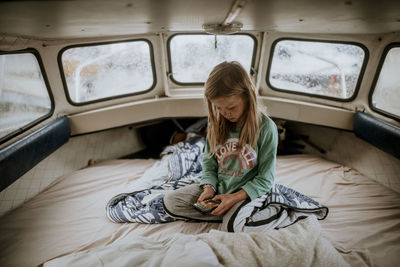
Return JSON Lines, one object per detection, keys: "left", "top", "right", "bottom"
{"left": 233, "top": 189, "right": 248, "bottom": 201}
{"left": 202, "top": 184, "right": 216, "bottom": 193}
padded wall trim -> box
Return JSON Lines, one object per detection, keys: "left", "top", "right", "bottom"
{"left": 354, "top": 112, "right": 400, "bottom": 159}
{"left": 0, "top": 117, "right": 70, "bottom": 191}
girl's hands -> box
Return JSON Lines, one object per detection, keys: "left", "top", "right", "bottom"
{"left": 197, "top": 186, "right": 215, "bottom": 202}
{"left": 210, "top": 189, "right": 248, "bottom": 216}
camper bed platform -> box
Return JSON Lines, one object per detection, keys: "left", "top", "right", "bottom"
{"left": 0, "top": 154, "right": 399, "bottom": 266}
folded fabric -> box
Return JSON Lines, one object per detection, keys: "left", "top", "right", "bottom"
{"left": 45, "top": 216, "right": 348, "bottom": 267}
{"left": 199, "top": 216, "right": 348, "bottom": 267}
{"left": 44, "top": 233, "right": 221, "bottom": 267}
{"left": 221, "top": 184, "right": 328, "bottom": 232}
{"left": 123, "top": 154, "right": 172, "bottom": 193}
{"left": 161, "top": 134, "right": 205, "bottom": 180}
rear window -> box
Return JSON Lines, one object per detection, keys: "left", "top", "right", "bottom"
{"left": 59, "top": 39, "right": 156, "bottom": 105}
{"left": 0, "top": 50, "right": 53, "bottom": 143}
{"left": 267, "top": 39, "right": 367, "bottom": 101}
{"left": 168, "top": 34, "right": 256, "bottom": 84}
{"left": 370, "top": 44, "right": 400, "bottom": 120}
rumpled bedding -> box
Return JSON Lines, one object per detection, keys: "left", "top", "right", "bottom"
{"left": 222, "top": 183, "right": 328, "bottom": 232}
{"left": 44, "top": 216, "right": 348, "bottom": 267}
{"left": 107, "top": 135, "right": 328, "bottom": 229}
{"left": 45, "top": 232, "right": 220, "bottom": 267}
{"left": 106, "top": 134, "right": 205, "bottom": 223}
{"left": 1, "top": 154, "right": 399, "bottom": 267}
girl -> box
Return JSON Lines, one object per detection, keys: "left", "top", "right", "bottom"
{"left": 163, "top": 61, "right": 278, "bottom": 222}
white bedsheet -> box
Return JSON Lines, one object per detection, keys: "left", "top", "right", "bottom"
{"left": 44, "top": 216, "right": 348, "bottom": 267}
{"left": 44, "top": 233, "right": 220, "bottom": 267}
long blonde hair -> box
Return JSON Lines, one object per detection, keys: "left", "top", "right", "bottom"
{"left": 205, "top": 61, "right": 261, "bottom": 155}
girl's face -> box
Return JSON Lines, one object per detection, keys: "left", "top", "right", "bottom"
{"left": 211, "top": 95, "right": 247, "bottom": 124}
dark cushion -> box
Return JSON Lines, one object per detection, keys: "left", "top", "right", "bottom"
{"left": 354, "top": 112, "right": 400, "bottom": 159}
{"left": 0, "top": 117, "right": 70, "bottom": 191}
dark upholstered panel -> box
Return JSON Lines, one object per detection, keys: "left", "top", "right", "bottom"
{"left": 354, "top": 112, "right": 400, "bottom": 159}
{"left": 0, "top": 117, "right": 70, "bottom": 191}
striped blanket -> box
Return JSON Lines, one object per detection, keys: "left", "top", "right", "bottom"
{"left": 106, "top": 134, "right": 328, "bottom": 227}
{"left": 222, "top": 184, "right": 328, "bottom": 232}
{"left": 106, "top": 135, "right": 205, "bottom": 223}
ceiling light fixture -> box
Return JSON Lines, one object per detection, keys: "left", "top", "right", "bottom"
{"left": 203, "top": 0, "right": 247, "bottom": 34}
{"left": 202, "top": 22, "right": 243, "bottom": 35}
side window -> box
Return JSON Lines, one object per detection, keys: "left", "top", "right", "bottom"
{"left": 370, "top": 44, "right": 400, "bottom": 120}
{"left": 59, "top": 39, "right": 156, "bottom": 105}
{"left": 168, "top": 34, "right": 256, "bottom": 84}
{"left": 0, "top": 51, "right": 53, "bottom": 143}
{"left": 267, "top": 39, "right": 367, "bottom": 101}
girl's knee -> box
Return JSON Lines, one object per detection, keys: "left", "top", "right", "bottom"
{"left": 163, "top": 191, "right": 178, "bottom": 212}
{"left": 163, "top": 185, "right": 201, "bottom": 216}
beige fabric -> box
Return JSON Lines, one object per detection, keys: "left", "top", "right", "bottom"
{"left": 198, "top": 216, "right": 349, "bottom": 267}
{"left": 44, "top": 233, "right": 221, "bottom": 267}
{"left": 0, "top": 155, "right": 399, "bottom": 267}
{"left": 44, "top": 216, "right": 347, "bottom": 267}
{"left": 274, "top": 155, "right": 400, "bottom": 267}
{"left": 0, "top": 159, "right": 220, "bottom": 266}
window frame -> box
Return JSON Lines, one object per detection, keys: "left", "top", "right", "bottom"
{"left": 166, "top": 33, "right": 258, "bottom": 86}
{"left": 265, "top": 37, "right": 369, "bottom": 102}
{"left": 0, "top": 48, "right": 55, "bottom": 145}
{"left": 368, "top": 42, "right": 400, "bottom": 121}
{"left": 58, "top": 39, "right": 157, "bottom": 106}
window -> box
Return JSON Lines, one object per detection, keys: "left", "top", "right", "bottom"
{"left": 0, "top": 51, "right": 53, "bottom": 143}
{"left": 60, "top": 40, "right": 155, "bottom": 104}
{"left": 370, "top": 44, "right": 400, "bottom": 120}
{"left": 267, "top": 39, "right": 367, "bottom": 100}
{"left": 168, "top": 34, "right": 256, "bottom": 84}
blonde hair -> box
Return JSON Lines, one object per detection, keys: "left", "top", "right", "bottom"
{"left": 205, "top": 61, "right": 261, "bottom": 155}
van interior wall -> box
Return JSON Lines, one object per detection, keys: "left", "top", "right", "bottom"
{"left": 2, "top": 115, "right": 399, "bottom": 217}
{"left": 283, "top": 121, "right": 400, "bottom": 193}
{"left": 0, "top": 126, "right": 145, "bottom": 217}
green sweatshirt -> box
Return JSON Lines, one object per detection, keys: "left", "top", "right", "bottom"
{"left": 200, "top": 114, "right": 278, "bottom": 200}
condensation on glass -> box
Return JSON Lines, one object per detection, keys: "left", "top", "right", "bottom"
{"left": 61, "top": 40, "right": 154, "bottom": 103}
{"left": 169, "top": 34, "right": 255, "bottom": 83}
{"left": 268, "top": 40, "right": 365, "bottom": 99}
{"left": 371, "top": 47, "right": 400, "bottom": 118}
{"left": 0, "top": 53, "right": 52, "bottom": 140}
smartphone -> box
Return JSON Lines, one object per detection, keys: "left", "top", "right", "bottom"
{"left": 193, "top": 199, "right": 221, "bottom": 214}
